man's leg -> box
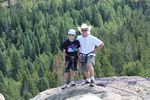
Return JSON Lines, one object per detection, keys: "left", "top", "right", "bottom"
{"left": 87, "top": 56, "right": 95, "bottom": 86}
{"left": 83, "top": 63, "right": 91, "bottom": 83}
{"left": 80, "top": 63, "right": 90, "bottom": 84}
{"left": 87, "top": 63, "right": 94, "bottom": 80}
{"left": 87, "top": 64, "right": 95, "bottom": 87}
{"left": 84, "top": 70, "right": 90, "bottom": 80}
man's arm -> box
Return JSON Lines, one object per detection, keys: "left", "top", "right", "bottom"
{"left": 93, "top": 43, "right": 104, "bottom": 54}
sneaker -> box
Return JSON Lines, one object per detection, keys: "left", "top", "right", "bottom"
{"left": 82, "top": 80, "right": 90, "bottom": 85}
{"left": 68, "top": 81, "right": 76, "bottom": 87}
{"left": 61, "top": 83, "right": 68, "bottom": 90}
{"left": 90, "top": 79, "right": 95, "bottom": 87}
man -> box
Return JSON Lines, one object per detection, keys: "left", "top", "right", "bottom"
{"left": 77, "top": 23, "right": 104, "bottom": 87}
{"left": 61, "top": 29, "right": 80, "bottom": 89}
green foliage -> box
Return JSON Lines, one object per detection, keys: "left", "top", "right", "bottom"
{"left": 48, "top": 73, "right": 59, "bottom": 88}
{"left": 37, "top": 77, "right": 49, "bottom": 92}
{"left": 0, "top": 38, "right": 6, "bottom": 51}
{"left": 0, "top": 71, "right": 4, "bottom": 90}
{"left": 0, "top": 51, "right": 7, "bottom": 75}
{"left": 9, "top": 45, "right": 22, "bottom": 81}
{"left": 0, "top": 0, "right": 150, "bottom": 99}
{"left": 122, "top": 61, "right": 142, "bottom": 76}
{"left": 1, "top": 78, "right": 22, "bottom": 100}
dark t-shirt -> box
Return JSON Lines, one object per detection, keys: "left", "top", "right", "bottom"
{"left": 62, "top": 39, "right": 80, "bottom": 56}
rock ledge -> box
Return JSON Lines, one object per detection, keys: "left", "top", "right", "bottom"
{"left": 31, "top": 76, "right": 150, "bottom": 100}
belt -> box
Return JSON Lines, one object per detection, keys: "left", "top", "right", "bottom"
{"left": 80, "top": 51, "right": 93, "bottom": 55}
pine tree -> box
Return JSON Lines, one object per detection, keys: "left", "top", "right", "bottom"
{"left": 49, "top": 28, "right": 60, "bottom": 54}
{"left": 38, "top": 65, "right": 45, "bottom": 78}
{"left": 110, "top": 43, "right": 125, "bottom": 75}
{"left": 0, "top": 71, "right": 4, "bottom": 91}
{"left": 10, "top": 45, "right": 22, "bottom": 81}
{"left": 0, "top": 51, "right": 7, "bottom": 76}
{"left": 33, "top": 37, "right": 40, "bottom": 56}
{"left": 24, "top": 34, "right": 33, "bottom": 59}
{"left": 91, "top": 5, "right": 103, "bottom": 27}
{"left": 122, "top": 61, "right": 142, "bottom": 76}
{"left": 37, "top": 77, "right": 49, "bottom": 92}
{"left": 0, "top": 38, "right": 6, "bottom": 51}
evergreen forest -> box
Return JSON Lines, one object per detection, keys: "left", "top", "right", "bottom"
{"left": 0, "top": 0, "right": 150, "bottom": 99}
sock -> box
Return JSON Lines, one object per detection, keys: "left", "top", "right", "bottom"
{"left": 91, "top": 76, "right": 95, "bottom": 80}
{"left": 86, "top": 78, "right": 91, "bottom": 82}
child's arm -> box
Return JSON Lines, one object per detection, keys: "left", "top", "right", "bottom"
{"left": 77, "top": 49, "right": 80, "bottom": 62}
{"left": 63, "top": 49, "right": 66, "bottom": 64}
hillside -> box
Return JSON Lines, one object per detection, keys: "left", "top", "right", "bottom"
{"left": 0, "top": 0, "right": 150, "bottom": 99}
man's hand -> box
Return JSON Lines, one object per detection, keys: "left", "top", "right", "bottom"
{"left": 94, "top": 43, "right": 104, "bottom": 54}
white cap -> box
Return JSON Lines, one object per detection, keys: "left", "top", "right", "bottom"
{"left": 68, "top": 29, "right": 76, "bottom": 35}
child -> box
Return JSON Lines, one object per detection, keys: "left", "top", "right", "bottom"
{"left": 61, "top": 29, "right": 80, "bottom": 89}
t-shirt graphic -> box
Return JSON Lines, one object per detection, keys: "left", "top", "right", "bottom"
{"left": 67, "top": 44, "right": 78, "bottom": 52}
{"left": 62, "top": 39, "right": 80, "bottom": 56}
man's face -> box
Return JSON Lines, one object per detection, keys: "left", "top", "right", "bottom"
{"left": 81, "top": 28, "right": 88, "bottom": 37}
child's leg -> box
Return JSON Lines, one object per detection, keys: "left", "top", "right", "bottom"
{"left": 63, "top": 61, "right": 70, "bottom": 84}
{"left": 62, "top": 62, "right": 69, "bottom": 89}
{"left": 70, "top": 70, "right": 76, "bottom": 81}
{"left": 63, "top": 72, "right": 68, "bottom": 84}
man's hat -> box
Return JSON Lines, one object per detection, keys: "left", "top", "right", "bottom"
{"left": 78, "top": 23, "right": 92, "bottom": 34}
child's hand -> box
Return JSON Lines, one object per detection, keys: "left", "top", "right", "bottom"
{"left": 63, "top": 60, "right": 66, "bottom": 65}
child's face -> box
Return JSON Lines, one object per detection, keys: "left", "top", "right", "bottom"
{"left": 68, "top": 34, "right": 76, "bottom": 41}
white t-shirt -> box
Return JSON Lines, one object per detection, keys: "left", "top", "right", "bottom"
{"left": 77, "top": 35, "right": 103, "bottom": 54}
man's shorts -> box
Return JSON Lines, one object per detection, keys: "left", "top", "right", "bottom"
{"left": 80, "top": 55, "right": 95, "bottom": 72}
{"left": 64, "top": 56, "right": 78, "bottom": 73}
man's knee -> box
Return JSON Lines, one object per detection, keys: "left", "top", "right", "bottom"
{"left": 87, "top": 64, "right": 94, "bottom": 70}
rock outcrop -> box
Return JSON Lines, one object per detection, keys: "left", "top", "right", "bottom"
{"left": 31, "top": 76, "right": 150, "bottom": 100}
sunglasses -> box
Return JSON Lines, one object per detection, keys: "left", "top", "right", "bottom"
{"left": 68, "top": 34, "right": 75, "bottom": 36}
{"left": 81, "top": 29, "right": 87, "bottom": 32}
